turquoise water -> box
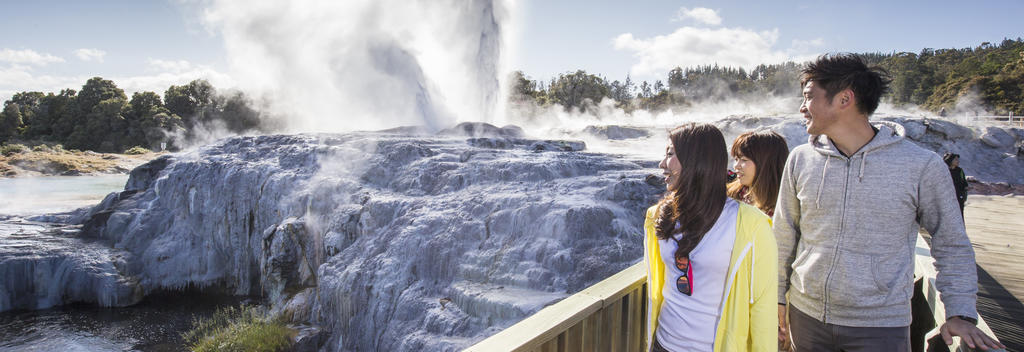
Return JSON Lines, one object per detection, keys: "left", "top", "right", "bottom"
{"left": 0, "top": 175, "right": 129, "bottom": 216}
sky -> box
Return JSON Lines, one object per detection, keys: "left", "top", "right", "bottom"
{"left": 2, "top": 0, "right": 1023, "bottom": 103}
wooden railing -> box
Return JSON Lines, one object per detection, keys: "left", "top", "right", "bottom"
{"left": 464, "top": 263, "right": 647, "bottom": 352}
{"left": 972, "top": 113, "right": 1022, "bottom": 127}
{"left": 913, "top": 236, "right": 1006, "bottom": 352}
{"left": 466, "top": 237, "right": 1006, "bottom": 352}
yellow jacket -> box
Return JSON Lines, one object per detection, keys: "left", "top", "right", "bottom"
{"left": 644, "top": 203, "right": 778, "bottom": 352}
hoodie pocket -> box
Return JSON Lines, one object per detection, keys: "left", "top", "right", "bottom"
{"left": 872, "top": 253, "right": 914, "bottom": 302}
{"left": 828, "top": 251, "right": 892, "bottom": 307}
{"left": 789, "top": 248, "right": 824, "bottom": 301}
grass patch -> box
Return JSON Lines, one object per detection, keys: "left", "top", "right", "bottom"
{"left": 124, "top": 146, "right": 151, "bottom": 155}
{"left": 183, "top": 305, "right": 294, "bottom": 352}
{"left": 1, "top": 143, "right": 28, "bottom": 156}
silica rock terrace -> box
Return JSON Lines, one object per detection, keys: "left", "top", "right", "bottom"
{"left": 1, "top": 125, "right": 662, "bottom": 351}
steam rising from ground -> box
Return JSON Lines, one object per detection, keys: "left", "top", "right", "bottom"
{"left": 506, "top": 95, "right": 803, "bottom": 159}
{"left": 199, "top": 0, "right": 514, "bottom": 132}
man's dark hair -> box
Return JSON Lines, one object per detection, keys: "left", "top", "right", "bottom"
{"left": 801, "top": 53, "right": 891, "bottom": 116}
{"left": 943, "top": 152, "right": 960, "bottom": 166}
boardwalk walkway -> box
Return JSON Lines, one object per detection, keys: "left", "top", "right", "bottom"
{"left": 964, "top": 195, "right": 1024, "bottom": 351}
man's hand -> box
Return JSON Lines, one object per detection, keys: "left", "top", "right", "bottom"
{"left": 940, "top": 317, "right": 1005, "bottom": 350}
{"left": 778, "top": 304, "right": 792, "bottom": 351}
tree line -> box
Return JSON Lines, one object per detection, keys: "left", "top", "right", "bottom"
{"left": 511, "top": 38, "right": 1024, "bottom": 116}
{"left": 0, "top": 78, "right": 265, "bottom": 152}
{"left": 3, "top": 39, "right": 1021, "bottom": 153}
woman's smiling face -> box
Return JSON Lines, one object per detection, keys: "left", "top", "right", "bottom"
{"left": 733, "top": 154, "right": 756, "bottom": 187}
{"left": 659, "top": 139, "right": 681, "bottom": 191}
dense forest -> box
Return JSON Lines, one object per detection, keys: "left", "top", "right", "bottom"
{"left": 2, "top": 39, "right": 1022, "bottom": 153}
{"left": 511, "top": 38, "right": 1024, "bottom": 116}
{"left": 0, "top": 78, "right": 266, "bottom": 153}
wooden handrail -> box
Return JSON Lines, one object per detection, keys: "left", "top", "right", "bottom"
{"left": 467, "top": 236, "right": 1006, "bottom": 352}
{"left": 464, "top": 262, "right": 646, "bottom": 352}
{"left": 914, "top": 236, "right": 1006, "bottom": 352}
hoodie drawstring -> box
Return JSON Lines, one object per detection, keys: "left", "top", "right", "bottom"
{"left": 858, "top": 151, "right": 869, "bottom": 182}
{"left": 749, "top": 236, "right": 755, "bottom": 304}
{"left": 815, "top": 156, "right": 830, "bottom": 208}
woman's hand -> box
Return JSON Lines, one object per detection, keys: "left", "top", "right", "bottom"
{"left": 778, "top": 304, "right": 792, "bottom": 351}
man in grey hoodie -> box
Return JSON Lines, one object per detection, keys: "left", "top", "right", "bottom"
{"left": 774, "top": 54, "right": 1004, "bottom": 351}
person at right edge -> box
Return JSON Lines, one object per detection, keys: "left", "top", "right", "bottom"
{"left": 944, "top": 152, "right": 969, "bottom": 217}
{"left": 774, "top": 53, "right": 1004, "bottom": 351}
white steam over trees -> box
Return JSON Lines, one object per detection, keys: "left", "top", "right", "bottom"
{"left": 2, "top": 39, "right": 1022, "bottom": 153}
{"left": 508, "top": 38, "right": 1024, "bottom": 119}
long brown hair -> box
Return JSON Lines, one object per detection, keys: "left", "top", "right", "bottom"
{"left": 656, "top": 123, "right": 728, "bottom": 260}
{"left": 726, "top": 130, "right": 789, "bottom": 215}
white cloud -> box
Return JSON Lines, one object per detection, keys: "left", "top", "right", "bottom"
{"left": 789, "top": 38, "right": 824, "bottom": 54}
{"left": 0, "top": 58, "right": 234, "bottom": 103}
{"left": 672, "top": 7, "right": 721, "bottom": 26}
{"left": 614, "top": 26, "right": 790, "bottom": 77}
{"left": 147, "top": 58, "right": 194, "bottom": 73}
{"left": 0, "top": 65, "right": 85, "bottom": 102}
{"left": 119, "top": 61, "right": 235, "bottom": 95}
{"left": 0, "top": 48, "right": 65, "bottom": 66}
{"left": 74, "top": 48, "right": 107, "bottom": 62}
{"left": 787, "top": 38, "right": 825, "bottom": 63}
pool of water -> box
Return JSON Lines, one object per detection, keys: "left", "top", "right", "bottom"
{"left": 0, "top": 175, "right": 129, "bottom": 216}
{"left": 0, "top": 175, "right": 259, "bottom": 351}
{"left": 0, "top": 291, "right": 256, "bottom": 352}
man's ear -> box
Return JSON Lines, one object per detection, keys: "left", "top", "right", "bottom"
{"left": 838, "top": 89, "right": 855, "bottom": 110}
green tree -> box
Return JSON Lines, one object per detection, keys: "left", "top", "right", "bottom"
{"left": 5, "top": 92, "right": 44, "bottom": 138}
{"left": 216, "top": 91, "right": 261, "bottom": 132}
{"left": 0, "top": 103, "right": 24, "bottom": 142}
{"left": 66, "top": 77, "right": 128, "bottom": 152}
{"left": 47, "top": 89, "right": 79, "bottom": 142}
{"left": 165, "top": 79, "right": 215, "bottom": 128}
{"left": 547, "top": 70, "right": 610, "bottom": 112}
{"left": 123, "top": 91, "right": 171, "bottom": 147}
{"left": 667, "top": 67, "right": 684, "bottom": 92}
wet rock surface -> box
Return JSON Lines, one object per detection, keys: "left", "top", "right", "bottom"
{"left": 0, "top": 220, "right": 141, "bottom": 311}
{"left": 2, "top": 131, "right": 662, "bottom": 351}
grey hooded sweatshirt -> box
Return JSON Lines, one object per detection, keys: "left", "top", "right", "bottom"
{"left": 774, "top": 121, "right": 978, "bottom": 327}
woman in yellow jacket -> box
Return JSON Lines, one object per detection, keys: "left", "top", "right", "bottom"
{"left": 645, "top": 123, "right": 778, "bottom": 352}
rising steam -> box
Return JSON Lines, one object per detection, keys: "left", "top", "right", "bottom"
{"left": 199, "top": 0, "right": 515, "bottom": 132}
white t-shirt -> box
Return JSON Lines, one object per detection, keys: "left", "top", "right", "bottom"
{"left": 655, "top": 198, "right": 738, "bottom": 351}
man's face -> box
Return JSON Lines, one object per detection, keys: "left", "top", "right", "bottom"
{"left": 799, "top": 81, "right": 841, "bottom": 136}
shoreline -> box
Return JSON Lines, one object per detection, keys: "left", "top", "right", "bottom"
{"left": 1, "top": 148, "right": 163, "bottom": 178}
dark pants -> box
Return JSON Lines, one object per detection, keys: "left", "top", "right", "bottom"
{"left": 790, "top": 307, "right": 910, "bottom": 352}
{"left": 957, "top": 196, "right": 966, "bottom": 218}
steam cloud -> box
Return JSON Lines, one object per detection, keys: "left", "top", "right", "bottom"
{"left": 199, "top": 0, "right": 515, "bottom": 133}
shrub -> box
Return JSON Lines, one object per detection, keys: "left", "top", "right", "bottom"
{"left": 32, "top": 144, "right": 52, "bottom": 152}
{"left": 183, "top": 305, "right": 294, "bottom": 352}
{"left": 1, "top": 143, "right": 28, "bottom": 156}
{"left": 124, "top": 146, "right": 151, "bottom": 155}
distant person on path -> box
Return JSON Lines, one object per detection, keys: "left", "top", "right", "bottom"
{"left": 944, "top": 152, "right": 969, "bottom": 216}
{"left": 774, "top": 54, "right": 1003, "bottom": 351}
{"left": 644, "top": 123, "right": 777, "bottom": 351}
{"left": 727, "top": 130, "right": 790, "bottom": 217}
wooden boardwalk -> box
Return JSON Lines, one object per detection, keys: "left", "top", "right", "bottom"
{"left": 963, "top": 195, "right": 1024, "bottom": 351}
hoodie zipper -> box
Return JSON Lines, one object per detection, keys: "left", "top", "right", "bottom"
{"left": 821, "top": 156, "right": 852, "bottom": 323}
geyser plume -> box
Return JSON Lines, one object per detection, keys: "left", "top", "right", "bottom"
{"left": 200, "top": 0, "right": 514, "bottom": 132}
